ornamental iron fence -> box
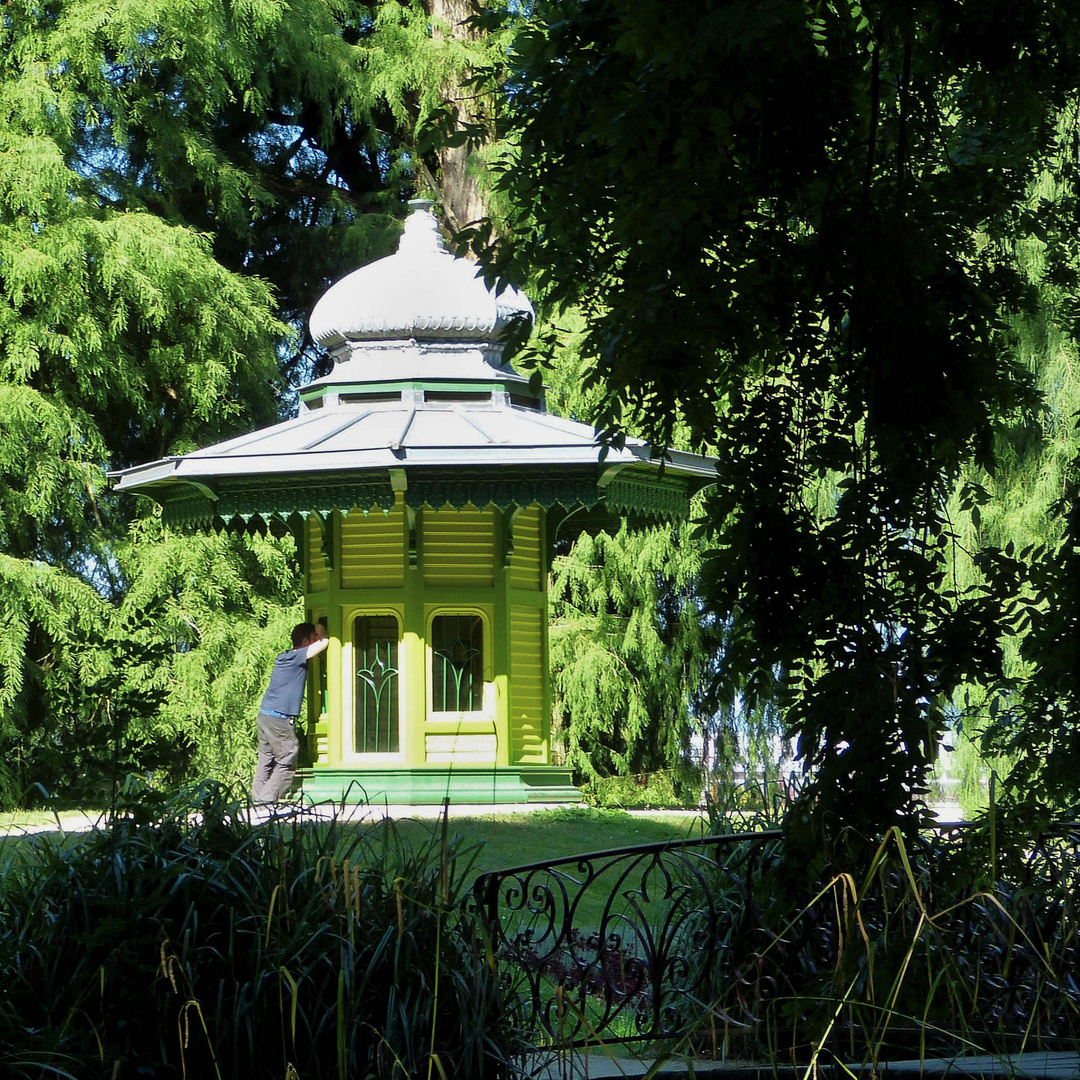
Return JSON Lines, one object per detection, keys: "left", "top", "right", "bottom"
{"left": 467, "top": 830, "right": 786, "bottom": 1048}
{"left": 466, "top": 823, "right": 1080, "bottom": 1053}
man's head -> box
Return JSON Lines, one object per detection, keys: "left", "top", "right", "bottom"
{"left": 292, "top": 622, "right": 317, "bottom": 649}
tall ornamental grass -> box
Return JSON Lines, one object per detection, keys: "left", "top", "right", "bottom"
{"left": 0, "top": 781, "right": 518, "bottom": 1080}
{"left": 472, "top": 802, "right": 1080, "bottom": 1068}
{"left": 688, "top": 822, "right": 1080, "bottom": 1067}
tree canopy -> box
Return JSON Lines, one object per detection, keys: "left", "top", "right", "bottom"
{"left": 476, "top": 0, "right": 1080, "bottom": 838}
{"left": 0, "top": 0, "right": 505, "bottom": 804}
{"left": 6, "top": 0, "right": 1080, "bottom": 835}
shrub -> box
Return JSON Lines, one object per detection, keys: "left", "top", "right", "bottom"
{"left": 692, "top": 822, "right": 1080, "bottom": 1064}
{"left": 581, "top": 770, "right": 699, "bottom": 810}
{"left": 0, "top": 781, "right": 520, "bottom": 1079}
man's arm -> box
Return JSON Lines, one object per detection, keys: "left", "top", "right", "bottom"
{"left": 305, "top": 622, "right": 330, "bottom": 661}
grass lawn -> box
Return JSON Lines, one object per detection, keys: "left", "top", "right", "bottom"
{"left": 0, "top": 803, "right": 714, "bottom": 930}
{"left": 356, "top": 805, "right": 716, "bottom": 938}
{"left": 0, "top": 804, "right": 711, "bottom": 879}
{"left": 370, "top": 805, "right": 712, "bottom": 877}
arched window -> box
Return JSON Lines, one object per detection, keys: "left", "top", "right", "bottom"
{"left": 353, "top": 614, "right": 400, "bottom": 753}
{"left": 430, "top": 614, "right": 484, "bottom": 712}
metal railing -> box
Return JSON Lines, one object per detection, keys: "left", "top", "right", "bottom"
{"left": 467, "top": 830, "right": 785, "bottom": 1047}
{"left": 467, "top": 822, "right": 1080, "bottom": 1051}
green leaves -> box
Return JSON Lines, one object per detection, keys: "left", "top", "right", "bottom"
{"left": 481, "top": 0, "right": 1080, "bottom": 840}
{"left": 0, "top": 0, "right": 530, "bottom": 796}
{"left": 549, "top": 521, "right": 706, "bottom": 788}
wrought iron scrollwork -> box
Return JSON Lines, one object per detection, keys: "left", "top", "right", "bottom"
{"left": 467, "top": 831, "right": 783, "bottom": 1047}
{"left": 467, "top": 823, "right": 1080, "bottom": 1054}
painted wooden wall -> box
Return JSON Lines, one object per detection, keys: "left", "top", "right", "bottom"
{"left": 301, "top": 497, "right": 550, "bottom": 771}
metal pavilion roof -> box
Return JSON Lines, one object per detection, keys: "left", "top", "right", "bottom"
{"left": 110, "top": 201, "right": 717, "bottom": 527}
{"left": 112, "top": 389, "right": 715, "bottom": 527}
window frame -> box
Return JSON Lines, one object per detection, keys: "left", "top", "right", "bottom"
{"left": 425, "top": 607, "right": 494, "bottom": 725}
{"left": 343, "top": 605, "right": 406, "bottom": 762}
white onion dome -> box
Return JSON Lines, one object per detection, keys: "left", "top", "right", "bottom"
{"left": 309, "top": 201, "right": 533, "bottom": 353}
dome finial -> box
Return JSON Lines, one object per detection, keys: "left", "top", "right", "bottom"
{"left": 308, "top": 195, "right": 533, "bottom": 359}
{"left": 399, "top": 199, "right": 445, "bottom": 255}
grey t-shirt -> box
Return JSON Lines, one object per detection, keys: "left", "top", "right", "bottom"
{"left": 260, "top": 646, "right": 309, "bottom": 717}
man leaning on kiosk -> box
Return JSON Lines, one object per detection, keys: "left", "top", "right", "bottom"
{"left": 252, "top": 622, "right": 329, "bottom": 804}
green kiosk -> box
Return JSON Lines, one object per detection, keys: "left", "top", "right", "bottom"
{"left": 113, "top": 202, "right": 716, "bottom": 804}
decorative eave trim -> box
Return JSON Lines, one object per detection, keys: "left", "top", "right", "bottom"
{"left": 160, "top": 480, "right": 397, "bottom": 529}
{"left": 403, "top": 477, "right": 599, "bottom": 512}
{"left": 604, "top": 475, "right": 693, "bottom": 519}
{"left": 156, "top": 468, "right": 703, "bottom": 529}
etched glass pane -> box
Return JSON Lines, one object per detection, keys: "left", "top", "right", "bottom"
{"left": 354, "top": 615, "right": 399, "bottom": 753}
{"left": 431, "top": 614, "right": 484, "bottom": 712}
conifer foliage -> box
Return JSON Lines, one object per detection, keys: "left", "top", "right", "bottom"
{"left": 550, "top": 522, "right": 706, "bottom": 789}
{"left": 10, "top": 0, "right": 1080, "bottom": 830}
{"left": 0, "top": 0, "right": 497, "bottom": 804}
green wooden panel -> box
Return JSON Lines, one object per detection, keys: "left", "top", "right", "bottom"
{"left": 508, "top": 505, "right": 542, "bottom": 591}
{"left": 510, "top": 606, "right": 546, "bottom": 763}
{"left": 310, "top": 718, "right": 330, "bottom": 764}
{"left": 298, "top": 764, "right": 579, "bottom": 805}
{"left": 307, "top": 516, "right": 328, "bottom": 593}
{"left": 341, "top": 501, "right": 405, "bottom": 588}
{"left": 423, "top": 508, "right": 494, "bottom": 587}
{"left": 424, "top": 733, "right": 497, "bottom": 764}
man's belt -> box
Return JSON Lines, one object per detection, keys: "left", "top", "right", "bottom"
{"left": 260, "top": 709, "right": 299, "bottom": 720}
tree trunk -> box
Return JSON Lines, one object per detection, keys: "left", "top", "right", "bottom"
{"left": 426, "top": 0, "right": 489, "bottom": 240}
